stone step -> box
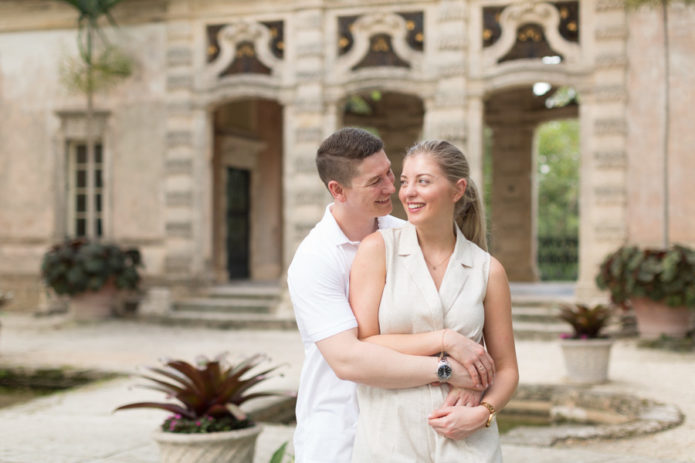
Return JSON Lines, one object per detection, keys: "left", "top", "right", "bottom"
{"left": 143, "top": 311, "right": 297, "bottom": 330}
{"left": 205, "top": 284, "right": 282, "bottom": 300}
{"left": 512, "top": 321, "right": 569, "bottom": 341}
{"left": 173, "top": 297, "right": 275, "bottom": 314}
{"left": 512, "top": 306, "right": 562, "bottom": 324}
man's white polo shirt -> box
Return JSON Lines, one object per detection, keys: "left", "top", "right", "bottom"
{"left": 287, "top": 204, "right": 404, "bottom": 463}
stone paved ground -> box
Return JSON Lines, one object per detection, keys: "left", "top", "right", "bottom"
{"left": 0, "top": 314, "right": 692, "bottom": 463}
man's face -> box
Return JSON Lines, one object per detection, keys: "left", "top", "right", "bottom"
{"left": 342, "top": 150, "right": 396, "bottom": 219}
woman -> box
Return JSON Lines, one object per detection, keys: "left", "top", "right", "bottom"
{"left": 349, "top": 140, "right": 518, "bottom": 462}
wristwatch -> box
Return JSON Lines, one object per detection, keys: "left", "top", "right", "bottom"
{"left": 480, "top": 401, "right": 496, "bottom": 428}
{"left": 436, "top": 356, "right": 452, "bottom": 382}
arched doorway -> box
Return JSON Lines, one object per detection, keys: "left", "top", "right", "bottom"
{"left": 484, "top": 85, "right": 579, "bottom": 281}
{"left": 341, "top": 91, "right": 425, "bottom": 219}
{"left": 211, "top": 98, "right": 283, "bottom": 281}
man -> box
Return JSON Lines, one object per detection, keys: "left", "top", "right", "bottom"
{"left": 288, "top": 128, "right": 493, "bottom": 463}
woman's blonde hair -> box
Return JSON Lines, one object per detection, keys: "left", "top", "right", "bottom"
{"left": 406, "top": 140, "right": 488, "bottom": 251}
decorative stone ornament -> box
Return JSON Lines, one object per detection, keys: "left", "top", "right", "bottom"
{"left": 152, "top": 425, "right": 263, "bottom": 463}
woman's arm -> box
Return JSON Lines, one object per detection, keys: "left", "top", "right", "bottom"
{"left": 350, "top": 232, "right": 494, "bottom": 388}
{"left": 428, "top": 257, "right": 519, "bottom": 439}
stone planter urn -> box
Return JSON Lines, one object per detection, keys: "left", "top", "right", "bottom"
{"left": 152, "top": 425, "right": 263, "bottom": 463}
{"left": 560, "top": 338, "right": 614, "bottom": 385}
{"left": 69, "top": 280, "right": 118, "bottom": 320}
{"left": 630, "top": 298, "right": 693, "bottom": 339}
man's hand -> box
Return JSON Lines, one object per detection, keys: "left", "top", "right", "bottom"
{"left": 444, "top": 329, "right": 495, "bottom": 389}
{"left": 446, "top": 357, "right": 485, "bottom": 390}
{"left": 441, "top": 386, "right": 483, "bottom": 408}
{"left": 428, "top": 404, "right": 489, "bottom": 440}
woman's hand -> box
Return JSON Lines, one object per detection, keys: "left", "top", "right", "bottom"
{"left": 427, "top": 404, "right": 490, "bottom": 440}
{"left": 444, "top": 329, "right": 495, "bottom": 389}
{"left": 441, "top": 386, "right": 484, "bottom": 408}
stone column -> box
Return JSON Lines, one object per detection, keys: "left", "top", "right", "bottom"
{"left": 575, "top": 0, "right": 629, "bottom": 299}
{"left": 161, "top": 5, "right": 201, "bottom": 285}
{"left": 488, "top": 120, "right": 538, "bottom": 281}
{"left": 426, "top": 1, "right": 469, "bottom": 161}
{"left": 282, "top": 8, "right": 330, "bottom": 270}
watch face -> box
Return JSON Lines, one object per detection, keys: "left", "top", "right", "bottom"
{"left": 437, "top": 361, "right": 452, "bottom": 381}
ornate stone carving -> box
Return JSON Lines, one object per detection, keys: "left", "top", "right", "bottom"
{"left": 595, "top": 26, "right": 627, "bottom": 40}
{"left": 594, "top": 118, "right": 626, "bottom": 135}
{"left": 166, "top": 130, "right": 193, "bottom": 147}
{"left": 166, "top": 158, "right": 193, "bottom": 175}
{"left": 595, "top": 54, "right": 627, "bottom": 68}
{"left": 205, "top": 20, "right": 284, "bottom": 82}
{"left": 166, "top": 47, "right": 192, "bottom": 67}
{"left": 593, "top": 150, "right": 626, "bottom": 168}
{"left": 166, "top": 191, "right": 193, "bottom": 207}
{"left": 167, "top": 74, "right": 192, "bottom": 91}
{"left": 295, "top": 127, "right": 323, "bottom": 143}
{"left": 332, "top": 12, "right": 423, "bottom": 79}
{"left": 166, "top": 221, "right": 193, "bottom": 238}
{"left": 483, "top": 2, "right": 581, "bottom": 68}
{"left": 595, "top": 0, "right": 625, "bottom": 11}
{"left": 165, "top": 255, "right": 192, "bottom": 273}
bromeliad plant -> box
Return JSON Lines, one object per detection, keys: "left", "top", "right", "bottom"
{"left": 115, "top": 353, "right": 287, "bottom": 434}
{"left": 559, "top": 303, "right": 613, "bottom": 340}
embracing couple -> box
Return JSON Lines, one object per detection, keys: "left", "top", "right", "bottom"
{"left": 288, "top": 128, "right": 519, "bottom": 462}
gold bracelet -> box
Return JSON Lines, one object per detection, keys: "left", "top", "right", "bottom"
{"left": 480, "top": 401, "right": 496, "bottom": 428}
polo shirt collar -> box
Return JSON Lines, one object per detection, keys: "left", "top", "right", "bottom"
{"left": 321, "top": 203, "right": 390, "bottom": 246}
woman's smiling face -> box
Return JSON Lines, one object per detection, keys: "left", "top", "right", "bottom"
{"left": 398, "top": 153, "right": 465, "bottom": 225}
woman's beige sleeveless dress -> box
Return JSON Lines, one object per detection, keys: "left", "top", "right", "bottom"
{"left": 352, "top": 222, "right": 502, "bottom": 463}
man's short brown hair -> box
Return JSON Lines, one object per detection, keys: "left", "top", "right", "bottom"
{"left": 316, "top": 127, "right": 384, "bottom": 187}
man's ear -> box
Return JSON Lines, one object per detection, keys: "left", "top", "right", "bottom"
{"left": 453, "top": 178, "right": 467, "bottom": 202}
{"left": 328, "top": 180, "right": 347, "bottom": 202}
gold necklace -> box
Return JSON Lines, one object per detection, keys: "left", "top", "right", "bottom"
{"left": 424, "top": 251, "right": 451, "bottom": 271}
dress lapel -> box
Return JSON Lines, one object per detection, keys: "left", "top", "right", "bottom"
{"left": 398, "top": 223, "right": 444, "bottom": 324}
{"left": 438, "top": 226, "right": 473, "bottom": 314}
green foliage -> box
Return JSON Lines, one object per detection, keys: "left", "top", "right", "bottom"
{"left": 270, "top": 441, "right": 294, "bottom": 463}
{"left": 61, "top": 45, "right": 133, "bottom": 94}
{"left": 536, "top": 119, "right": 580, "bottom": 280}
{"left": 115, "top": 353, "right": 292, "bottom": 434}
{"left": 559, "top": 303, "right": 613, "bottom": 339}
{"left": 536, "top": 119, "right": 580, "bottom": 238}
{"left": 596, "top": 245, "right": 695, "bottom": 308}
{"left": 41, "top": 238, "right": 142, "bottom": 296}
{"left": 625, "top": 0, "right": 695, "bottom": 10}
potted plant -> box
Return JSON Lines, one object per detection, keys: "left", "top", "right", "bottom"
{"left": 115, "top": 353, "right": 289, "bottom": 463}
{"left": 596, "top": 245, "right": 695, "bottom": 339}
{"left": 41, "top": 238, "right": 143, "bottom": 320}
{"left": 558, "top": 303, "right": 614, "bottom": 384}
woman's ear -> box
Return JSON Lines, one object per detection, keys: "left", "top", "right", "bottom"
{"left": 328, "top": 180, "right": 346, "bottom": 202}
{"left": 453, "top": 178, "right": 467, "bottom": 202}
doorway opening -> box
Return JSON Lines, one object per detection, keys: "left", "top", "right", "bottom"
{"left": 212, "top": 98, "right": 283, "bottom": 282}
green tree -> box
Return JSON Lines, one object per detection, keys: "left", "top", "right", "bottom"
{"left": 57, "top": 0, "right": 131, "bottom": 238}
{"left": 536, "top": 120, "right": 580, "bottom": 237}
{"left": 536, "top": 119, "right": 580, "bottom": 280}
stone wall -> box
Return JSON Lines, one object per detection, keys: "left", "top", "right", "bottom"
{"left": 625, "top": 3, "right": 695, "bottom": 247}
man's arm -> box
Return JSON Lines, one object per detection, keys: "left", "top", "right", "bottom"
{"left": 288, "top": 242, "right": 480, "bottom": 391}
{"left": 349, "top": 232, "right": 494, "bottom": 388}
{"left": 316, "top": 328, "right": 479, "bottom": 390}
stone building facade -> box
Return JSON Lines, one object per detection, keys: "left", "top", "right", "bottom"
{"left": 1, "top": 0, "right": 694, "bottom": 311}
